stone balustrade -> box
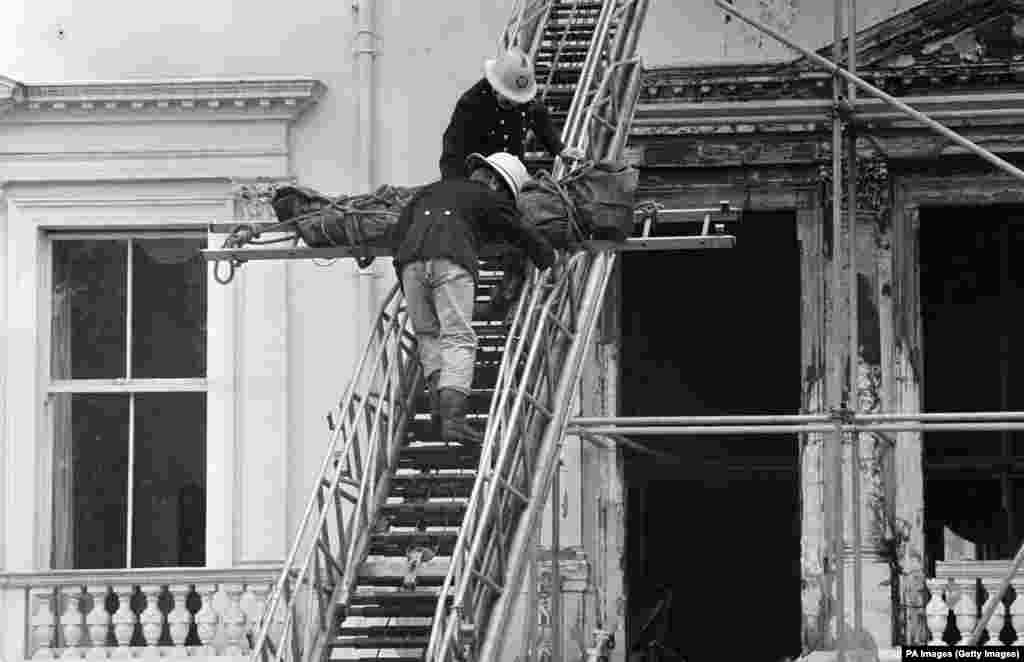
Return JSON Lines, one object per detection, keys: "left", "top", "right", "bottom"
{"left": 927, "top": 560, "right": 1024, "bottom": 646}
{"left": 1, "top": 567, "right": 280, "bottom": 661}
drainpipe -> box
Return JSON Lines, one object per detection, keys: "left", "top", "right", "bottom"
{"left": 354, "top": 0, "right": 381, "bottom": 340}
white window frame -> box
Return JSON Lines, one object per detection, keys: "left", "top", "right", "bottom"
{"left": 48, "top": 229, "right": 209, "bottom": 568}
{"left": 3, "top": 188, "right": 238, "bottom": 571}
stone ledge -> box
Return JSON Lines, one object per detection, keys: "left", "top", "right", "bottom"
{"left": 1, "top": 77, "right": 323, "bottom": 123}
{"left": 0, "top": 566, "right": 279, "bottom": 589}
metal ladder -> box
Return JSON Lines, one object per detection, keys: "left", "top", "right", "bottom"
{"left": 425, "top": 1, "right": 652, "bottom": 659}
{"left": 239, "top": 2, "right": 702, "bottom": 661}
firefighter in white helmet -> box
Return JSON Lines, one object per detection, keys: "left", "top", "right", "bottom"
{"left": 439, "top": 46, "right": 586, "bottom": 180}
{"left": 394, "top": 152, "right": 556, "bottom": 445}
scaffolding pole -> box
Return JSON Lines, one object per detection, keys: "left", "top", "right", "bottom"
{"left": 573, "top": 412, "right": 1024, "bottom": 425}
{"left": 707, "top": 0, "right": 1024, "bottom": 650}
{"left": 846, "top": 0, "right": 864, "bottom": 650}
{"left": 568, "top": 422, "right": 1024, "bottom": 435}
{"left": 829, "top": 0, "right": 847, "bottom": 653}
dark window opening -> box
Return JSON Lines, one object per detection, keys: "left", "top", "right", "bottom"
{"left": 51, "top": 236, "right": 208, "bottom": 569}
{"left": 621, "top": 211, "right": 802, "bottom": 661}
{"left": 922, "top": 207, "right": 1024, "bottom": 567}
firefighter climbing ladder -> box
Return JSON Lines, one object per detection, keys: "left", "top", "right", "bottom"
{"left": 201, "top": 0, "right": 1024, "bottom": 659}
{"left": 203, "top": 2, "right": 733, "bottom": 661}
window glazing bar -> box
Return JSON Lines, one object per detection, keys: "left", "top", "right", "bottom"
{"left": 47, "top": 379, "right": 208, "bottom": 394}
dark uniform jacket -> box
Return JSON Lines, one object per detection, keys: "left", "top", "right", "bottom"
{"left": 393, "top": 178, "right": 556, "bottom": 284}
{"left": 439, "top": 78, "right": 566, "bottom": 180}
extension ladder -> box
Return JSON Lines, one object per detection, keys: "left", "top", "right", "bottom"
{"left": 426, "top": 3, "right": 651, "bottom": 658}
{"left": 206, "top": 2, "right": 731, "bottom": 662}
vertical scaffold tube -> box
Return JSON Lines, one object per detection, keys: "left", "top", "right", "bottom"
{"left": 830, "top": 0, "right": 846, "bottom": 655}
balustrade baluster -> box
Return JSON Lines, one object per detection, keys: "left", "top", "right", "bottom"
{"left": 953, "top": 579, "right": 978, "bottom": 646}
{"left": 982, "top": 581, "right": 1006, "bottom": 646}
{"left": 193, "top": 584, "right": 219, "bottom": 656}
{"left": 138, "top": 585, "right": 163, "bottom": 658}
{"left": 221, "top": 584, "right": 247, "bottom": 655}
{"left": 245, "top": 583, "right": 270, "bottom": 647}
{"left": 31, "top": 588, "right": 57, "bottom": 660}
{"left": 925, "top": 579, "right": 950, "bottom": 646}
{"left": 1011, "top": 581, "right": 1024, "bottom": 646}
{"left": 59, "top": 586, "right": 86, "bottom": 659}
{"left": 109, "top": 586, "right": 136, "bottom": 660}
{"left": 166, "top": 585, "right": 192, "bottom": 654}
{"left": 84, "top": 586, "right": 111, "bottom": 660}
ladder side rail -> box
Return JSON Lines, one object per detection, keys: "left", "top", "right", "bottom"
{"left": 336, "top": 304, "right": 422, "bottom": 607}
{"left": 292, "top": 293, "right": 415, "bottom": 662}
{"left": 313, "top": 300, "right": 420, "bottom": 662}
{"left": 303, "top": 339, "right": 416, "bottom": 662}
{"left": 477, "top": 251, "right": 617, "bottom": 659}
{"left": 439, "top": 254, "right": 584, "bottom": 660}
{"left": 424, "top": 268, "right": 552, "bottom": 660}
{"left": 465, "top": 264, "right": 582, "bottom": 637}
{"left": 558, "top": 1, "right": 618, "bottom": 167}
{"left": 251, "top": 285, "right": 400, "bottom": 662}
{"left": 432, "top": 263, "right": 578, "bottom": 660}
{"left": 502, "top": 0, "right": 552, "bottom": 50}
{"left": 471, "top": 1, "right": 650, "bottom": 653}
{"left": 606, "top": 60, "right": 643, "bottom": 157}
{"left": 431, "top": 1, "right": 648, "bottom": 657}
{"left": 435, "top": 255, "right": 583, "bottom": 660}
{"left": 249, "top": 284, "right": 417, "bottom": 662}
{"left": 582, "top": 5, "right": 646, "bottom": 156}
{"left": 523, "top": 0, "right": 557, "bottom": 57}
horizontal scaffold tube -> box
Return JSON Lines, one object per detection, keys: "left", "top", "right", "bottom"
{"left": 568, "top": 422, "right": 1024, "bottom": 436}
{"left": 571, "top": 411, "right": 1024, "bottom": 426}
{"left": 572, "top": 414, "right": 830, "bottom": 425}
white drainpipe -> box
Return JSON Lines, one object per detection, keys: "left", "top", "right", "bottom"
{"left": 353, "top": 0, "right": 382, "bottom": 337}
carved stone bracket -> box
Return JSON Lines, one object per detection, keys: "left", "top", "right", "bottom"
{"left": 232, "top": 180, "right": 293, "bottom": 221}
{"left": 818, "top": 153, "right": 893, "bottom": 229}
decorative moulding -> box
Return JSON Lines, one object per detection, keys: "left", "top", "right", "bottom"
{"left": 1, "top": 77, "right": 324, "bottom": 123}
{"left": 0, "top": 75, "right": 26, "bottom": 112}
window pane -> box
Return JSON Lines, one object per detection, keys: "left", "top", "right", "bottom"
{"left": 52, "top": 394, "right": 130, "bottom": 569}
{"left": 131, "top": 392, "right": 206, "bottom": 567}
{"left": 51, "top": 241, "right": 127, "bottom": 379}
{"left": 131, "top": 238, "right": 207, "bottom": 379}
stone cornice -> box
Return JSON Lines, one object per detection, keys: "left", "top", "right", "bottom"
{"left": 632, "top": 91, "right": 1024, "bottom": 136}
{"left": 636, "top": 0, "right": 1024, "bottom": 113}
{"left": 1, "top": 77, "right": 324, "bottom": 123}
{"left": 638, "top": 62, "right": 1024, "bottom": 107}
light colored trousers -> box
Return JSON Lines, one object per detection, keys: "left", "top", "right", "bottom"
{"left": 401, "top": 259, "right": 478, "bottom": 397}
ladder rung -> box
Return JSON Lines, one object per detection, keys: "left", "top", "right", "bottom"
{"left": 483, "top": 472, "right": 530, "bottom": 503}
{"left": 470, "top": 567, "right": 504, "bottom": 595}
{"left": 545, "top": 308, "right": 575, "bottom": 338}
{"left": 522, "top": 390, "right": 554, "bottom": 418}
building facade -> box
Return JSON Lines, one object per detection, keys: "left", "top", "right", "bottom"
{"left": 1, "top": 0, "right": 1017, "bottom": 661}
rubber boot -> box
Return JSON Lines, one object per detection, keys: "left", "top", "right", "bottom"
{"left": 439, "top": 388, "right": 483, "bottom": 446}
{"left": 426, "top": 370, "right": 442, "bottom": 439}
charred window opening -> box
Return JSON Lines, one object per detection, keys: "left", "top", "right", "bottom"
{"left": 621, "top": 211, "right": 802, "bottom": 661}
{"left": 922, "top": 206, "right": 1024, "bottom": 568}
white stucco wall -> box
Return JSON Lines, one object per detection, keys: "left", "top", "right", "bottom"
{"left": 0, "top": 0, "right": 518, "bottom": 569}
{"left": 1, "top": 0, "right": 925, "bottom": 81}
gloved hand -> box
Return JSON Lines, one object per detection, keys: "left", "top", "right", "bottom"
{"left": 561, "top": 146, "right": 586, "bottom": 161}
